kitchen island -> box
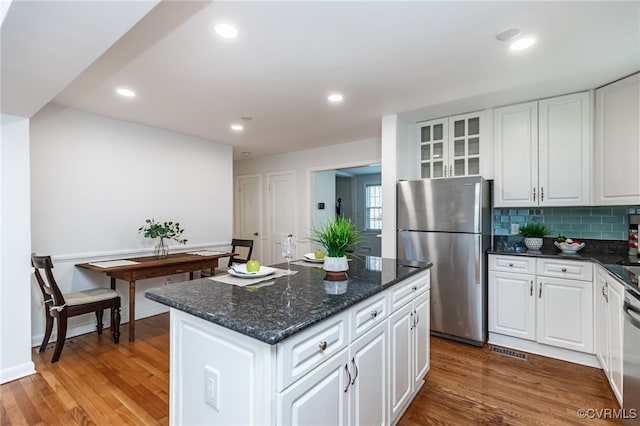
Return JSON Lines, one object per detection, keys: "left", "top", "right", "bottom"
{"left": 146, "top": 256, "right": 431, "bottom": 426}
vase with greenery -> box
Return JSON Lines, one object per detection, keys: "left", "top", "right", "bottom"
{"left": 308, "top": 216, "right": 362, "bottom": 278}
{"left": 138, "top": 219, "right": 187, "bottom": 258}
{"left": 518, "top": 223, "right": 550, "bottom": 251}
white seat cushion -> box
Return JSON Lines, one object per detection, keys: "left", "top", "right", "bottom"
{"left": 65, "top": 288, "right": 119, "bottom": 306}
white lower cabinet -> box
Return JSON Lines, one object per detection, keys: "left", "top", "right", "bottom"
{"left": 488, "top": 255, "right": 594, "bottom": 356}
{"left": 389, "top": 290, "right": 430, "bottom": 424}
{"left": 595, "top": 265, "right": 624, "bottom": 405}
{"left": 279, "top": 348, "right": 350, "bottom": 426}
{"left": 489, "top": 270, "right": 536, "bottom": 340}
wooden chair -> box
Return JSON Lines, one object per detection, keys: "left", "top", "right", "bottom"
{"left": 228, "top": 238, "right": 254, "bottom": 267}
{"left": 31, "top": 254, "right": 121, "bottom": 363}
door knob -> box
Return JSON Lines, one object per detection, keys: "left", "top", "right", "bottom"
{"left": 253, "top": 232, "right": 259, "bottom": 236}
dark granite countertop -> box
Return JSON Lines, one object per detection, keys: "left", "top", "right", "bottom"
{"left": 488, "top": 238, "right": 640, "bottom": 295}
{"left": 145, "top": 256, "right": 432, "bottom": 345}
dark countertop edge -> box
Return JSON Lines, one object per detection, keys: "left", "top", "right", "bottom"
{"left": 487, "top": 249, "right": 640, "bottom": 295}
{"left": 145, "top": 262, "right": 433, "bottom": 345}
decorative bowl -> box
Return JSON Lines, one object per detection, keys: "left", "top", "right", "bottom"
{"left": 554, "top": 241, "right": 585, "bottom": 253}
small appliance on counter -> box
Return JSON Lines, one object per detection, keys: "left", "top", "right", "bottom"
{"left": 629, "top": 214, "right": 639, "bottom": 258}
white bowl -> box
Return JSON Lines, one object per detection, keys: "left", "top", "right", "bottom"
{"left": 554, "top": 241, "right": 585, "bottom": 253}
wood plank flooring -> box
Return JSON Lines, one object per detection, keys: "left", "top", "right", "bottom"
{"left": 1, "top": 313, "right": 622, "bottom": 425}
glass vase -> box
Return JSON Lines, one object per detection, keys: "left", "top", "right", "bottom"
{"left": 155, "top": 237, "right": 169, "bottom": 259}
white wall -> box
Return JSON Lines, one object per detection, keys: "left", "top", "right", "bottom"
{"left": 1, "top": 114, "right": 36, "bottom": 383}
{"left": 234, "top": 137, "right": 380, "bottom": 257}
{"left": 28, "top": 104, "right": 233, "bottom": 345}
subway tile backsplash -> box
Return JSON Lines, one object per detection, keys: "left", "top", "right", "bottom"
{"left": 493, "top": 206, "right": 640, "bottom": 240}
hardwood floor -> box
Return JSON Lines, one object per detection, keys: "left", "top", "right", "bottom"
{"left": 1, "top": 313, "right": 622, "bottom": 425}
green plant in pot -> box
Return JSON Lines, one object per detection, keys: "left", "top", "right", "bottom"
{"left": 138, "top": 219, "right": 187, "bottom": 258}
{"left": 308, "top": 216, "right": 362, "bottom": 279}
{"left": 518, "top": 223, "right": 550, "bottom": 251}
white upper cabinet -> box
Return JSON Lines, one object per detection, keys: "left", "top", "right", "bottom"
{"left": 594, "top": 72, "right": 640, "bottom": 205}
{"left": 494, "top": 92, "right": 591, "bottom": 207}
{"left": 418, "top": 111, "right": 490, "bottom": 179}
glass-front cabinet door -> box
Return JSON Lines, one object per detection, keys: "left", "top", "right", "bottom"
{"left": 419, "top": 118, "right": 448, "bottom": 179}
{"left": 449, "top": 112, "right": 481, "bottom": 177}
{"left": 418, "top": 112, "right": 482, "bottom": 179}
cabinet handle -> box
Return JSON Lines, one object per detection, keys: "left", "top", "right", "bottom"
{"left": 561, "top": 267, "right": 567, "bottom": 272}
{"left": 412, "top": 285, "right": 418, "bottom": 291}
{"left": 444, "top": 166, "right": 447, "bottom": 178}
{"left": 449, "top": 164, "right": 452, "bottom": 177}
{"left": 530, "top": 280, "right": 533, "bottom": 296}
{"left": 541, "top": 187, "right": 544, "bottom": 202}
{"left": 318, "top": 341, "right": 327, "bottom": 351}
{"left": 370, "top": 310, "right": 378, "bottom": 319}
{"left": 532, "top": 187, "right": 536, "bottom": 202}
{"left": 344, "top": 364, "right": 351, "bottom": 393}
{"left": 509, "top": 263, "right": 514, "bottom": 267}
{"left": 539, "top": 284, "right": 542, "bottom": 298}
{"left": 350, "top": 357, "right": 358, "bottom": 385}
{"left": 604, "top": 282, "right": 609, "bottom": 303}
{"left": 410, "top": 312, "right": 414, "bottom": 330}
{"left": 414, "top": 311, "right": 420, "bottom": 327}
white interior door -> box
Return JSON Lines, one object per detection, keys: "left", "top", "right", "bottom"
{"left": 235, "top": 174, "right": 263, "bottom": 261}
{"left": 267, "top": 171, "right": 297, "bottom": 264}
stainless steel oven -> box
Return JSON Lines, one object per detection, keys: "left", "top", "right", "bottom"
{"left": 623, "top": 289, "right": 640, "bottom": 424}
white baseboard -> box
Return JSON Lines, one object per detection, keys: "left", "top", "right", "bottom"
{"left": 0, "top": 361, "right": 36, "bottom": 384}
{"left": 488, "top": 332, "right": 601, "bottom": 368}
{"left": 31, "top": 304, "right": 169, "bottom": 347}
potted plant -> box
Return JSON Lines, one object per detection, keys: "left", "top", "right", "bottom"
{"left": 138, "top": 219, "right": 187, "bottom": 258}
{"left": 308, "top": 216, "right": 362, "bottom": 279}
{"left": 518, "top": 223, "right": 550, "bottom": 251}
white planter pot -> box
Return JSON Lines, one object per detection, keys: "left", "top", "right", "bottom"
{"left": 323, "top": 256, "right": 349, "bottom": 272}
{"left": 524, "top": 237, "right": 543, "bottom": 251}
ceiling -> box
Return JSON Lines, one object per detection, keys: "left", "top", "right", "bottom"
{"left": 3, "top": 1, "right": 639, "bottom": 160}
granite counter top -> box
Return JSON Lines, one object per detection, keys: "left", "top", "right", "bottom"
{"left": 488, "top": 243, "right": 640, "bottom": 295}
{"left": 145, "top": 256, "right": 432, "bottom": 345}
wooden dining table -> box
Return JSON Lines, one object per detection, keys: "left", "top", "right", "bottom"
{"left": 76, "top": 251, "right": 233, "bottom": 341}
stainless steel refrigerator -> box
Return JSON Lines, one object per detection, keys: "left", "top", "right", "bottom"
{"left": 397, "top": 176, "right": 490, "bottom": 346}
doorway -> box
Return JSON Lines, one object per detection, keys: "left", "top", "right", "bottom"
{"left": 311, "top": 165, "right": 382, "bottom": 257}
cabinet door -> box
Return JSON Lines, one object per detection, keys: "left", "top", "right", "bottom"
{"left": 494, "top": 101, "right": 538, "bottom": 207}
{"left": 412, "top": 291, "right": 430, "bottom": 390}
{"left": 419, "top": 118, "right": 448, "bottom": 179}
{"left": 449, "top": 112, "right": 483, "bottom": 178}
{"left": 389, "top": 303, "right": 413, "bottom": 424}
{"left": 536, "top": 277, "right": 594, "bottom": 353}
{"left": 608, "top": 277, "right": 624, "bottom": 405}
{"left": 488, "top": 271, "right": 536, "bottom": 340}
{"left": 278, "top": 350, "right": 349, "bottom": 426}
{"left": 595, "top": 268, "right": 610, "bottom": 374}
{"left": 349, "top": 321, "right": 387, "bottom": 426}
{"left": 538, "top": 92, "right": 591, "bottom": 206}
{"left": 594, "top": 73, "right": 640, "bottom": 205}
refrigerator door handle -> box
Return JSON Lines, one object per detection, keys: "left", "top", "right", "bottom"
{"left": 474, "top": 182, "right": 481, "bottom": 233}
{"left": 474, "top": 235, "right": 481, "bottom": 285}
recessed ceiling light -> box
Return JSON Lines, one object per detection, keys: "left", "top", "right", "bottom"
{"left": 496, "top": 27, "right": 521, "bottom": 42}
{"left": 116, "top": 88, "right": 136, "bottom": 97}
{"left": 242, "top": 151, "right": 252, "bottom": 156}
{"left": 510, "top": 37, "right": 536, "bottom": 51}
{"left": 231, "top": 124, "right": 243, "bottom": 131}
{"left": 215, "top": 23, "right": 238, "bottom": 39}
{"left": 328, "top": 93, "right": 343, "bottom": 103}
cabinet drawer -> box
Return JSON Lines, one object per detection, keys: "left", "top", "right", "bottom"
{"left": 536, "top": 258, "right": 592, "bottom": 281}
{"left": 390, "top": 269, "right": 430, "bottom": 311}
{"left": 277, "top": 311, "right": 348, "bottom": 391}
{"left": 350, "top": 293, "right": 388, "bottom": 342}
{"left": 489, "top": 255, "right": 536, "bottom": 274}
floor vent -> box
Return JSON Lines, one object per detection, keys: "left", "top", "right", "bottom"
{"left": 490, "top": 345, "right": 528, "bottom": 361}
{"left": 42, "top": 339, "right": 76, "bottom": 352}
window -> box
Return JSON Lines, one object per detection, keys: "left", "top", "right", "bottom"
{"left": 365, "top": 184, "right": 382, "bottom": 230}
